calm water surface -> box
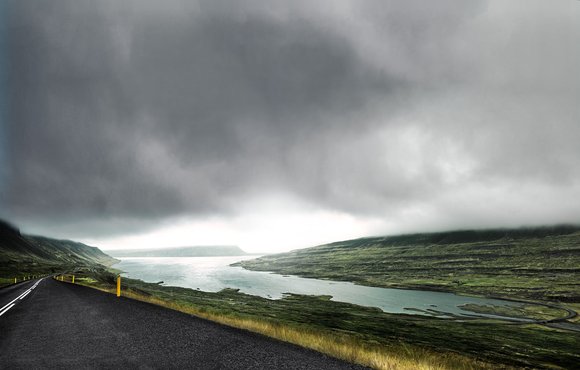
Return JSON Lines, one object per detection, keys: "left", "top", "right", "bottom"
{"left": 115, "top": 256, "right": 526, "bottom": 320}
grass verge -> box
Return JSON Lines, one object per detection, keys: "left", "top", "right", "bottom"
{"left": 76, "top": 280, "right": 504, "bottom": 370}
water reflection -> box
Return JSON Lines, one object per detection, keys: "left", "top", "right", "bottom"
{"left": 115, "top": 256, "right": 526, "bottom": 320}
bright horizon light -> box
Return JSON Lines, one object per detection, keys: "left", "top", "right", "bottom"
{"left": 86, "top": 209, "right": 384, "bottom": 254}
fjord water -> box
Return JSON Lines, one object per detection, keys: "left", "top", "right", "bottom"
{"left": 115, "top": 256, "right": 524, "bottom": 319}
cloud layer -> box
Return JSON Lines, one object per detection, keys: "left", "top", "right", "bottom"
{"left": 2, "top": 0, "right": 579, "bottom": 242}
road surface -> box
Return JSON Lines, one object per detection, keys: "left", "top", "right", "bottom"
{"left": 0, "top": 278, "right": 366, "bottom": 369}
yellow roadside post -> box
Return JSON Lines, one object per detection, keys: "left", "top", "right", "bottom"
{"left": 14, "top": 277, "right": 17, "bottom": 284}
{"left": 116, "top": 275, "right": 121, "bottom": 297}
{"left": 72, "top": 275, "right": 75, "bottom": 284}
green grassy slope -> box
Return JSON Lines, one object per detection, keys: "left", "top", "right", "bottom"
{"left": 0, "top": 219, "right": 118, "bottom": 278}
{"left": 237, "top": 226, "right": 580, "bottom": 302}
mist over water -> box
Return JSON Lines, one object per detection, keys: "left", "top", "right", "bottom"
{"left": 115, "top": 256, "right": 528, "bottom": 320}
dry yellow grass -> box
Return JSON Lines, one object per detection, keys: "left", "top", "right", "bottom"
{"left": 74, "top": 281, "right": 509, "bottom": 370}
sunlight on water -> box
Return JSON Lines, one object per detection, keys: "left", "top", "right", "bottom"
{"left": 115, "top": 256, "right": 527, "bottom": 320}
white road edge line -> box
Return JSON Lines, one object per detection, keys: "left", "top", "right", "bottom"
{"left": 0, "top": 303, "right": 15, "bottom": 317}
{"left": 0, "top": 292, "right": 28, "bottom": 312}
{"left": 0, "top": 278, "right": 44, "bottom": 313}
{"left": 19, "top": 290, "right": 32, "bottom": 300}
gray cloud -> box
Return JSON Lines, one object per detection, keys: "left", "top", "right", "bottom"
{"left": 2, "top": 0, "right": 579, "bottom": 238}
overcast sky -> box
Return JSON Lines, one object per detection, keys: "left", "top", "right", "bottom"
{"left": 1, "top": 0, "right": 579, "bottom": 252}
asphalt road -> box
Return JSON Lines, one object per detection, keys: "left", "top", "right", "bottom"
{"left": 0, "top": 278, "right": 366, "bottom": 369}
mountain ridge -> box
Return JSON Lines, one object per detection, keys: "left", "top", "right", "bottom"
{"left": 237, "top": 224, "right": 580, "bottom": 302}
{"left": 0, "top": 219, "right": 118, "bottom": 277}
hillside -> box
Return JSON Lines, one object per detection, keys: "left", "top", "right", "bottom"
{"left": 0, "top": 219, "right": 118, "bottom": 278}
{"left": 108, "top": 245, "right": 247, "bottom": 257}
{"left": 237, "top": 225, "right": 580, "bottom": 302}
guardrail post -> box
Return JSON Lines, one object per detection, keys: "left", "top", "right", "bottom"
{"left": 116, "top": 275, "right": 121, "bottom": 297}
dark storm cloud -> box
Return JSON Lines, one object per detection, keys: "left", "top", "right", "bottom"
{"left": 1, "top": 0, "right": 410, "bottom": 222}
{"left": 1, "top": 0, "right": 579, "bottom": 237}
{"left": 4, "top": 1, "right": 186, "bottom": 220}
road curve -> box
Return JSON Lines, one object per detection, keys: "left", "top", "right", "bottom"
{"left": 0, "top": 278, "right": 366, "bottom": 369}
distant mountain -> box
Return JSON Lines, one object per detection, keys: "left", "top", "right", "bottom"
{"left": 0, "top": 219, "right": 118, "bottom": 276}
{"left": 108, "top": 245, "right": 247, "bottom": 257}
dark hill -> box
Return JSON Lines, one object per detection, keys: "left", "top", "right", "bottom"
{"left": 0, "top": 219, "right": 118, "bottom": 277}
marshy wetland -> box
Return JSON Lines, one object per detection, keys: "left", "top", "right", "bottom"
{"left": 114, "top": 256, "right": 568, "bottom": 322}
